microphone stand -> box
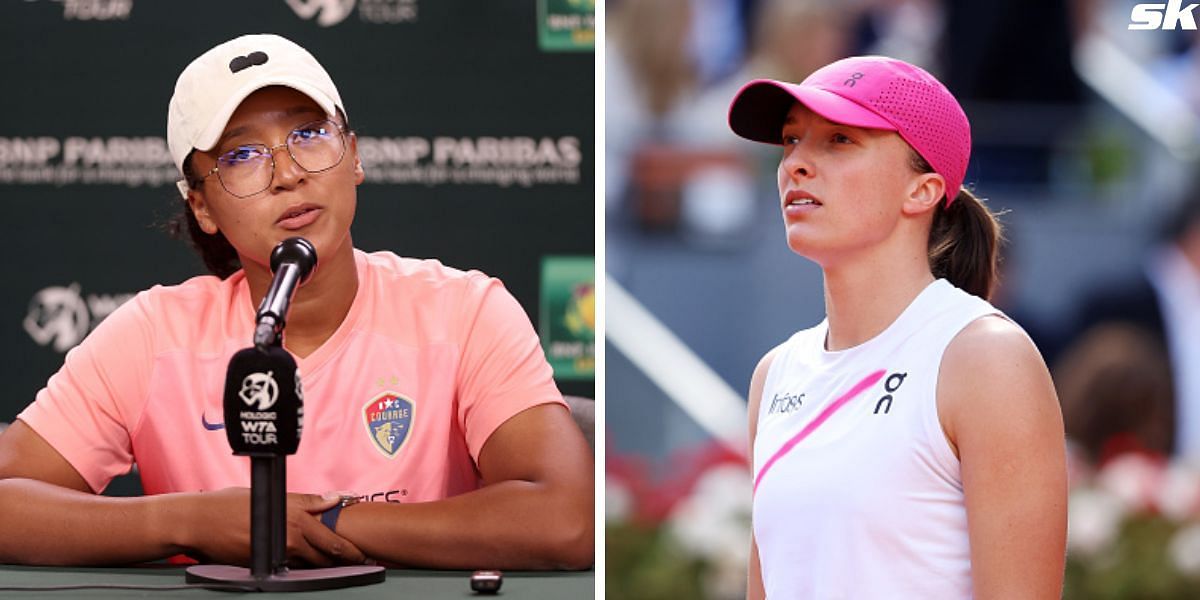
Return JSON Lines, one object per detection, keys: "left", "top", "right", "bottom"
{"left": 185, "top": 239, "right": 385, "bottom": 592}
{"left": 244, "top": 319, "right": 286, "bottom": 579}
{"left": 251, "top": 325, "right": 288, "bottom": 580}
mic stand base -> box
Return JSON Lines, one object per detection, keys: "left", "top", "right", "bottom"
{"left": 185, "top": 564, "right": 386, "bottom": 592}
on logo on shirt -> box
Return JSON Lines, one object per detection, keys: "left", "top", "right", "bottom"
{"left": 873, "top": 372, "right": 908, "bottom": 415}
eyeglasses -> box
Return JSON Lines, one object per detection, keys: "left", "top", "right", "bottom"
{"left": 198, "top": 119, "right": 347, "bottom": 198}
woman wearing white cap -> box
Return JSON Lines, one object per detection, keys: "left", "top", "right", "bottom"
{"left": 728, "top": 56, "right": 1066, "bottom": 598}
{"left": 0, "top": 35, "right": 592, "bottom": 570}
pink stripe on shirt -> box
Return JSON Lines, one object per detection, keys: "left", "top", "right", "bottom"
{"left": 754, "top": 369, "right": 886, "bottom": 494}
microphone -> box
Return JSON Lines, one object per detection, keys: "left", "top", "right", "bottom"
{"left": 187, "top": 236, "right": 384, "bottom": 591}
{"left": 254, "top": 237, "right": 318, "bottom": 349}
{"left": 222, "top": 345, "right": 303, "bottom": 457}
{"left": 219, "top": 344, "right": 304, "bottom": 577}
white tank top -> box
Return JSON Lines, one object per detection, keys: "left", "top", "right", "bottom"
{"left": 753, "top": 279, "right": 1001, "bottom": 599}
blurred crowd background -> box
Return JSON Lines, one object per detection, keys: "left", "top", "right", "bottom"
{"left": 604, "top": 0, "right": 1200, "bottom": 597}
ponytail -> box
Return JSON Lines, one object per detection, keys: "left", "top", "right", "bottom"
{"left": 911, "top": 150, "right": 1003, "bottom": 300}
{"left": 928, "top": 189, "right": 1003, "bottom": 300}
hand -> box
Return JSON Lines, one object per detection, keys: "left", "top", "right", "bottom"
{"left": 174, "top": 488, "right": 368, "bottom": 567}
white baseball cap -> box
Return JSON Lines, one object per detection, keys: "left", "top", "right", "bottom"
{"left": 167, "top": 34, "right": 345, "bottom": 198}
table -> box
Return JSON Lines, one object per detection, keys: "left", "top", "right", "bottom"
{"left": 0, "top": 565, "right": 593, "bottom": 598}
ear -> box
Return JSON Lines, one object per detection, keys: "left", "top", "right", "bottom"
{"left": 186, "top": 188, "right": 220, "bottom": 235}
{"left": 348, "top": 132, "right": 365, "bottom": 185}
{"left": 900, "top": 172, "right": 945, "bottom": 217}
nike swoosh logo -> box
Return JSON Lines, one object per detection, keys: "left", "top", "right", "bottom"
{"left": 201, "top": 413, "right": 225, "bottom": 431}
{"left": 754, "top": 369, "right": 886, "bottom": 494}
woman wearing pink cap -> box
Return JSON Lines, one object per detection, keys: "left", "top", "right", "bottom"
{"left": 729, "top": 56, "right": 1066, "bottom": 598}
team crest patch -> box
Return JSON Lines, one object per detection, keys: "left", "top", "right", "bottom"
{"left": 362, "top": 392, "right": 415, "bottom": 458}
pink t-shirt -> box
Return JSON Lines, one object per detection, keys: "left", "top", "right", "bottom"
{"left": 19, "top": 250, "right": 565, "bottom": 502}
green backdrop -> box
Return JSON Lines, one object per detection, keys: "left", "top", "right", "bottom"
{"left": 0, "top": 1, "right": 595, "bottom": 429}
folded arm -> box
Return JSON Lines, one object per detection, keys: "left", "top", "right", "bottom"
{"left": 332, "top": 403, "right": 595, "bottom": 570}
{"left": 0, "top": 420, "right": 360, "bottom": 567}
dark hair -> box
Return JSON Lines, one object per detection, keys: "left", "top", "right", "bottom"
{"left": 166, "top": 155, "right": 243, "bottom": 279}
{"left": 166, "top": 108, "right": 353, "bottom": 279}
{"left": 910, "top": 151, "right": 1004, "bottom": 300}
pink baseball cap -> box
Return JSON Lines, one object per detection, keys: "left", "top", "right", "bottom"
{"left": 728, "top": 55, "right": 971, "bottom": 204}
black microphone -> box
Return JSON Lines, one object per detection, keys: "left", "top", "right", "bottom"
{"left": 188, "top": 237, "right": 384, "bottom": 591}
{"left": 219, "top": 324, "right": 307, "bottom": 577}
{"left": 254, "top": 237, "right": 318, "bottom": 349}
{"left": 222, "top": 345, "right": 303, "bottom": 457}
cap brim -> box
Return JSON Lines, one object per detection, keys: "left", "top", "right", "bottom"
{"left": 728, "top": 79, "right": 896, "bottom": 144}
{"left": 192, "top": 78, "right": 340, "bottom": 153}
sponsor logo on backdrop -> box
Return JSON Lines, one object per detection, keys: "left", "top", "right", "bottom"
{"left": 285, "top": 0, "right": 356, "bottom": 26}
{"left": 358, "top": 135, "right": 582, "bottom": 187}
{"left": 538, "top": 0, "right": 595, "bottom": 51}
{"left": 0, "top": 134, "right": 581, "bottom": 188}
{"left": 0, "top": 136, "right": 176, "bottom": 187}
{"left": 539, "top": 256, "right": 595, "bottom": 380}
{"left": 23, "top": 284, "right": 134, "bottom": 352}
{"left": 25, "top": 0, "right": 418, "bottom": 24}
{"left": 286, "top": 0, "right": 418, "bottom": 26}
{"left": 358, "top": 0, "right": 417, "bottom": 23}
{"left": 23, "top": 0, "right": 134, "bottom": 21}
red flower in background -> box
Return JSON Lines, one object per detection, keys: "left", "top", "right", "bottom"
{"left": 606, "top": 440, "right": 748, "bottom": 525}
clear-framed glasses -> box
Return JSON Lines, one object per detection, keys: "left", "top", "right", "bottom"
{"left": 199, "top": 119, "right": 347, "bottom": 198}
